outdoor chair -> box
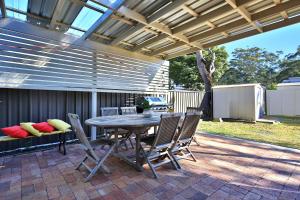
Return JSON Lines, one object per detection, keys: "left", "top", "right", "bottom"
{"left": 120, "top": 106, "right": 136, "bottom": 147}
{"left": 169, "top": 112, "right": 201, "bottom": 169}
{"left": 101, "top": 107, "right": 134, "bottom": 149}
{"left": 139, "top": 113, "right": 181, "bottom": 178}
{"left": 120, "top": 106, "right": 137, "bottom": 115}
{"left": 185, "top": 107, "right": 202, "bottom": 146}
{"left": 67, "top": 113, "right": 115, "bottom": 182}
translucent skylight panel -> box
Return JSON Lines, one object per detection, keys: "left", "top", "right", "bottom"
{"left": 5, "top": 0, "right": 28, "bottom": 12}
{"left": 7, "top": 10, "right": 27, "bottom": 21}
{"left": 65, "top": 1, "right": 107, "bottom": 37}
{"left": 65, "top": 0, "right": 124, "bottom": 37}
{"left": 5, "top": 0, "right": 28, "bottom": 21}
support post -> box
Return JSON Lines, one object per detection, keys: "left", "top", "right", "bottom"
{"left": 91, "top": 90, "right": 97, "bottom": 141}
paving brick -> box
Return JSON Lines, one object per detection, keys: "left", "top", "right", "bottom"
{"left": 0, "top": 134, "right": 299, "bottom": 200}
{"left": 243, "top": 192, "right": 262, "bottom": 200}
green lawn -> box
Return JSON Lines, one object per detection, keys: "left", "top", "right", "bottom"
{"left": 199, "top": 116, "right": 300, "bottom": 149}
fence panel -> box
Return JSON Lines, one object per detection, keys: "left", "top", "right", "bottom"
{"left": 266, "top": 89, "right": 300, "bottom": 116}
{"left": 167, "top": 90, "right": 204, "bottom": 113}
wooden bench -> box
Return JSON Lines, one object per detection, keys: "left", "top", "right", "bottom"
{"left": 0, "top": 129, "right": 72, "bottom": 155}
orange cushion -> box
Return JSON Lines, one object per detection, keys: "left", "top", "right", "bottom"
{"left": 1, "top": 126, "right": 29, "bottom": 138}
{"left": 32, "top": 122, "right": 55, "bottom": 133}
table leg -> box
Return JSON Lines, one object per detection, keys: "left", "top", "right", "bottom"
{"left": 114, "top": 128, "right": 119, "bottom": 153}
{"left": 135, "top": 131, "right": 143, "bottom": 172}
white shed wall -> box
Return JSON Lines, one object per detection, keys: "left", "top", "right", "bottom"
{"left": 213, "top": 84, "right": 263, "bottom": 121}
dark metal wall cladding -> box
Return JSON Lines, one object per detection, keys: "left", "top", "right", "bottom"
{"left": 0, "top": 88, "right": 150, "bottom": 153}
{"left": 0, "top": 88, "right": 91, "bottom": 152}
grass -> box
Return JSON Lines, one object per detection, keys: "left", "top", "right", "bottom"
{"left": 199, "top": 116, "right": 300, "bottom": 150}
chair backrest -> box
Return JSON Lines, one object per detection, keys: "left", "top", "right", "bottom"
{"left": 152, "top": 113, "right": 182, "bottom": 148}
{"left": 101, "top": 107, "right": 119, "bottom": 116}
{"left": 177, "top": 112, "right": 201, "bottom": 141}
{"left": 120, "top": 106, "right": 137, "bottom": 115}
{"left": 186, "top": 107, "right": 201, "bottom": 113}
{"left": 67, "top": 113, "right": 99, "bottom": 160}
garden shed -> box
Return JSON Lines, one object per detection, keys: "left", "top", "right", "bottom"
{"left": 213, "top": 84, "right": 265, "bottom": 121}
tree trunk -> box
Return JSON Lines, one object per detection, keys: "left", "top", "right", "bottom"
{"left": 196, "top": 50, "right": 215, "bottom": 120}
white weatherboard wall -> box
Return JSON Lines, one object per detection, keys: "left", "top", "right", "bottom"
{"left": 213, "top": 84, "right": 264, "bottom": 121}
{"left": 266, "top": 83, "right": 300, "bottom": 116}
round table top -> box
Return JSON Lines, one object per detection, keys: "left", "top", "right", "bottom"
{"left": 85, "top": 113, "right": 163, "bottom": 129}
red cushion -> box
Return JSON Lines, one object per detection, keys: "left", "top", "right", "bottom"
{"left": 1, "top": 126, "right": 29, "bottom": 138}
{"left": 32, "top": 122, "right": 55, "bottom": 133}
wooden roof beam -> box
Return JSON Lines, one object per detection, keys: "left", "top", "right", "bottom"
{"left": 167, "top": 14, "right": 300, "bottom": 59}
{"left": 159, "top": 0, "right": 300, "bottom": 56}
{"left": 203, "top": 14, "right": 300, "bottom": 49}
{"left": 111, "top": 5, "right": 202, "bottom": 49}
{"left": 273, "top": 0, "right": 281, "bottom": 5}
{"left": 110, "top": 0, "right": 188, "bottom": 46}
{"left": 173, "top": 5, "right": 233, "bottom": 34}
{"left": 206, "top": 21, "right": 216, "bottom": 29}
{"left": 182, "top": 5, "right": 199, "bottom": 17}
{"left": 132, "top": 0, "right": 255, "bottom": 53}
{"left": 131, "top": 34, "right": 168, "bottom": 51}
{"left": 280, "top": 11, "right": 288, "bottom": 19}
{"left": 0, "top": 0, "right": 6, "bottom": 18}
{"left": 49, "top": 0, "right": 64, "bottom": 29}
{"left": 165, "top": 47, "right": 199, "bottom": 60}
{"left": 143, "top": 27, "right": 159, "bottom": 35}
{"left": 111, "top": 15, "right": 133, "bottom": 25}
{"left": 225, "top": 0, "right": 263, "bottom": 32}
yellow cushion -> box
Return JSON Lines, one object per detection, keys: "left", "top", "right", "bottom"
{"left": 48, "top": 119, "right": 71, "bottom": 132}
{"left": 20, "top": 122, "right": 42, "bottom": 137}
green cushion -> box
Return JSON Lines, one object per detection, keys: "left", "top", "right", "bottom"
{"left": 20, "top": 122, "right": 42, "bottom": 137}
{"left": 48, "top": 119, "right": 71, "bottom": 132}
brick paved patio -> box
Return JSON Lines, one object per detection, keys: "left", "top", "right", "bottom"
{"left": 0, "top": 133, "right": 300, "bottom": 200}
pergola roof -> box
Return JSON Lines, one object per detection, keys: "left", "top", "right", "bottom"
{"left": 1, "top": 0, "right": 300, "bottom": 59}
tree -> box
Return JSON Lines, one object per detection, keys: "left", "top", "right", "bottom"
{"left": 169, "top": 46, "right": 229, "bottom": 90}
{"left": 220, "top": 47, "right": 281, "bottom": 89}
{"left": 196, "top": 50, "right": 215, "bottom": 120}
{"left": 277, "top": 46, "right": 300, "bottom": 82}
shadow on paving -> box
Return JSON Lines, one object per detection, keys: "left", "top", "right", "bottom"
{"left": 0, "top": 134, "right": 299, "bottom": 200}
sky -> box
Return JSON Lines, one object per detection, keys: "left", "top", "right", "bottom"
{"left": 222, "top": 23, "right": 300, "bottom": 60}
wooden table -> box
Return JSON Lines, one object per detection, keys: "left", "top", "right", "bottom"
{"left": 85, "top": 113, "right": 162, "bottom": 171}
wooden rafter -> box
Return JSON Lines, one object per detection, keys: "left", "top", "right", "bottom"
{"left": 151, "top": 0, "right": 300, "bottom": 57}
{"left": 225, "top": 0, "right": 263, "bottom": 32}
{"left": 0, "top": 0, "right": 6, "bottom": 18}
{"left": 166, "top": 14, "right": 300, "bottom": 59}
{"left": 115, "top": 6, "right": 198, "bottom": 48}
{"left": 49, "top": 0, "right": 64, "bottom": 29}
{"left": 203, "top": 14, "right": 300, "bottom": 49}
{"left": 110, "top": 0, "right": 188, "bottom": 46}
{"left": 182, "top": 5, "right": 198, "bottom": 17}
{"left": 134, "top": 1, "right": 253, "bottom": 53}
